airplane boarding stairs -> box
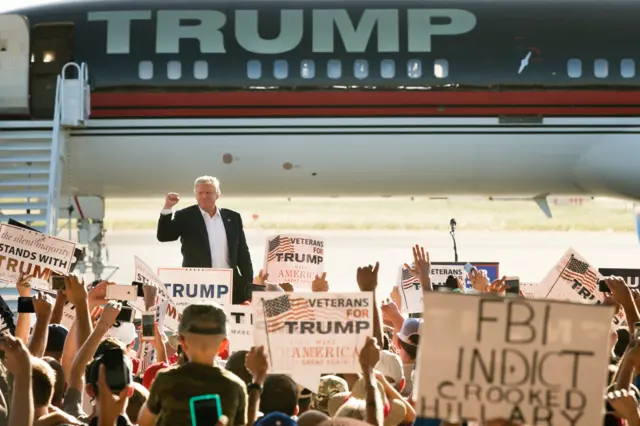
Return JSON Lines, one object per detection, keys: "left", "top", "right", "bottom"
{"left": 0, "top": 122, "right": 58, "bottom": 233}
{"left": 0, "top": 62, "right": 89, "bottom": 236}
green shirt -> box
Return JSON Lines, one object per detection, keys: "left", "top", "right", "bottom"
{"left": 146, "top": 362, "right": 247, "bottom": 426}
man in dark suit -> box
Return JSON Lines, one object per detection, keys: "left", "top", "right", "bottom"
{"left": 156, "top": 176, "right": 253, "bottom": 304}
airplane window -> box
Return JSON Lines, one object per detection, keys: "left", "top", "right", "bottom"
{"left": 167, "top": 61, "right": 182, "bottom": 80}
{"left": 194, "top": 61, "right": 208, "bottom": 80}
{"left": 354, "top": 59, "right": 368, "bottom": 79}
{"left": 247, "top": 60, "right": 261, "bottom": 79}
{"left": 408, "top": 59, "right": 422, "bottom": 79}
{"left": 274, "top": 60, "right": 288, "bottom": 80}
{"left": 567, "top": 59, "right": 582, "bottom": 78}
{"left": 621, "top": 59, "right": 635, "bottom": 78}
{"left": 381, "top": 59, "right": 395, "bottom": 79}
{"left": 301, "top": 60, "right": 315, "bottom": 79}
{"left": 328, "top": 60, "right": 342, "bottom": 79}
{"left": 43, "top": 51, "right": 55, "bottom": 63}
{"left": 138, "top": 61, "right": 153, "bottom": 80}
{"left": 434, "top": 59, "right": 449, "bottom": 78}
{"left": 594, "top": 59, "right": 608, "bottom": 78}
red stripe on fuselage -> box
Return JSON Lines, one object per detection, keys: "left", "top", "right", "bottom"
{"left": 90, "top": 90, "right": 640, "bottom": 118}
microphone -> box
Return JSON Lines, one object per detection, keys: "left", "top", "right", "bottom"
{"left": 449, "top": 218, "right": 458, "bottom": 262}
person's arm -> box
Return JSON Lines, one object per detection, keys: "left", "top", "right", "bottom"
{"left": 5, "top": 335, "right": 33, "bottom": 426}
{"left": 28, "top": 292, "right": 53, "bottom": 358}
{"left": 157, "top": 193, "right": 182, "bottom": 242}
{"left": 245, "top": 346, "right": 268, "bottom": 426}
{"left": 137, "top": 370, "right": 166, "bottom": 426}
{"left": 236, "top": 213, "right": 254, "bottom": 301}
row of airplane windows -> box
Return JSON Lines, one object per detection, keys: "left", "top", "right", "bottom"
{"left": 138, "top": 59, "right": 450, "bottom": 80}
{"left": 135, "top": 58, "right": 640, "bottom": 81}
{"left": 568, "top": 58, "right": 635, "bottom": 78}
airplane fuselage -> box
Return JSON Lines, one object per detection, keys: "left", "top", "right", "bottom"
{"left": 1, "top": 0, "right": 640, "bottom": 200}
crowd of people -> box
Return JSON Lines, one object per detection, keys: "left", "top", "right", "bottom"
{"left": 0, "top": 176, "right": 636, "bottom": 426}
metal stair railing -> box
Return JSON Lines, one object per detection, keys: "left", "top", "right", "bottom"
{"left": 45, "top": 62, "right": 90, "bottom": 236}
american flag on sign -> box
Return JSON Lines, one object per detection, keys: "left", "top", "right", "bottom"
{"left": 267, "top": 236, "right": 295, "bottom": 262}
{"left": 263, "top": 295, "right": 347, "bottom": 333}
{"left": 561, "top": 256, "right": 598, "bottom": 292}
{"left": 401, "top": 268, "right": 417, "bottom": 290}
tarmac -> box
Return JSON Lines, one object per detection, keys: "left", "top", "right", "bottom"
{"left": 92, "top": 229, "right": 640, "bottom": 295}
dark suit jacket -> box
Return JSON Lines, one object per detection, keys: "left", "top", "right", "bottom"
{"left": 156, "top": 205, "right": 253, "bottom": 304}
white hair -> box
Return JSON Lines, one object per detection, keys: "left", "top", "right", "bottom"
{"left": 194, "top": 176, "right": 221, "bottom": 195}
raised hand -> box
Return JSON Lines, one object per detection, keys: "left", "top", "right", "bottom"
{"left": 358, "top": 336, "right": 381, "bottom": 371}
{"left": 164, "top": 192, "right": 180, "bottom": 209}
{"left": 357, "top": 262, "right": 380, "bottom": 292}
{"left": 312, "top": 272, "right": 328, "bottom": 292}
{"left": 253, "top": 269, "right": 269, "bottom": 285}
{"left": 404, "top": 245, "right": 432, "bottom": 291}
{"left": 16, "top": 273, "right": 32, "bottom": 298}
{"left": 245, "top": 345, "right": 269, "bottom": 381}
{"left": 33, "top": 292, "right": 53, "bottom": 320}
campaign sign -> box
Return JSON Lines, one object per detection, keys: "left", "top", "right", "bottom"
{"left": 417, "top": 292, "right": 614, "bottom": 425}
{"left": 599, "top": 268, "right": 640, "bottom": 289}
{"left": 158, "top": 268, "right": 233, "bottom": 309}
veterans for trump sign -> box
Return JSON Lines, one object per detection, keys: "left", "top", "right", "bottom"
{"left": 263, "top": 234, "right": 324, "bottom": 289}
{"left": 0, "top": 223, "right": 76, "bottom": 285}
{"left": 253, "top": 292, "right": 373, "bottom": 389}
{"left": 416, "top": 292, "right": 614, "bottom": 426}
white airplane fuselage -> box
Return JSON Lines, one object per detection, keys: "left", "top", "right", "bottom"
{"left": 65, "top": 117, "right": 640, "bottom": 199}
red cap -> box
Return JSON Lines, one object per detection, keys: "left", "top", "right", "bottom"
{"left": 142, "top": 362, "right": 170, "bottom": 389}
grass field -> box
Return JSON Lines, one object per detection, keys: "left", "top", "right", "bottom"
{"left": 103, "top": 197, "right": 638, "bottom": 232}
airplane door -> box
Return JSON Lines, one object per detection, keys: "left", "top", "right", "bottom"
{"left": 0, "top": 15, "right": 30, "bottom": 116}
{"left": 30, "top": 23, "right": 74, "bottom": 119}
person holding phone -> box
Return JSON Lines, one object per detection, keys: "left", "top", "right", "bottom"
{"left": 137, "top": 304, "right": 248, "bottom": 426}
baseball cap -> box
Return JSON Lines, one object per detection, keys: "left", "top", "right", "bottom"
{"left": 375, "top": 350, "right": 404, "bottom": 387}
{"left": 179, "top": 304, "right": 227, "bottom": 335}
{"left": 254, "top": 412, "right": 297, "bottom": 426}
{"left": 45, "top": 324, "right": 68, "bottom": 353}
{"left": 142, "top": 362, "right": 170, "bottom": 389}
{"left": 311, "top": 375, "right": 348, "bottom": 414}
{"left": 397, "top": 318, "right": 422, "bottom": 346}
{"left": 108, "top": 322, "right": 137, "bottom": 346}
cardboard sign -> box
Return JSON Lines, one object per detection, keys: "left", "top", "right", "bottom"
{"left": 253, "top": 292, "right": 373, "bottom": 390}
{"left": 0, "top": 223, "right": 76, "bottom": 285}
{"left": 158, "top": 268, "right": 233, "bottom": 309}
{"left": 416, "top": 292, "right": 614, "bottom": 425}
{"left": 263, "top": 234, "right": 324, "bottom": 289}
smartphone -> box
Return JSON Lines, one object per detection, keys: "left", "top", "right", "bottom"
{"left": 101, "top": 348, "right": 130, "bottom": 393}
{"left": 141, "top": 313, "right": 155, "bottom": 341}
{"left": 189, "top": 394, "right": 222, "bottom": 426}
{"left": 505, "top": 277, "right": 520, "bottom": 295}
{"left": 132, "top": 281, "right": 145, "bottom": 297}
{"left": 464, "top": 262, "right": 474, "bottom": 275}
{"left": 106, "top": 285, "right": 138, "bottom": 301}
{"left": 49, "top": 273, "right": 65, "bottom": 291}
{"left": 599, "top": 280, "right": 610, "bottom": 293}
{"left": 17, "top": 297, "right": 35, "bottom": 313}
{"left": 116, "top": 305, "right": 135, "bottom": 323}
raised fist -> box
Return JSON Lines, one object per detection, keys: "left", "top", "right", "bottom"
{"left": 164, "top": 192, "right": 180, "bottom": 209}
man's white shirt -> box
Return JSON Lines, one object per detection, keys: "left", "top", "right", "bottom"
{"left": 161, "top": 207, "right": 231, "bottom": 269}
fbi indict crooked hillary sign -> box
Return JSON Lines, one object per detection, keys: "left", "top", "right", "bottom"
{"left": 416, "top": 292, "right": 614, "bottom": 426}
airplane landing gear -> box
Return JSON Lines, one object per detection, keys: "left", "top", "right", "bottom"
{"left": 60, "top": 196, "right": 119, "bottom": 282}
